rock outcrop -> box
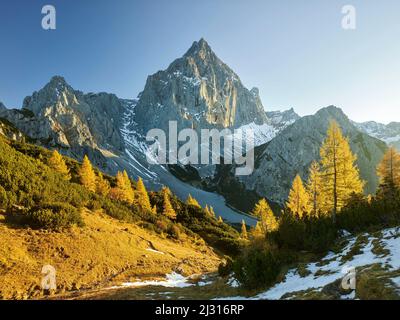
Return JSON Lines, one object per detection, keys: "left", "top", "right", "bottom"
{"left": 0, "top": 102, "right": 6, "bottom": 111}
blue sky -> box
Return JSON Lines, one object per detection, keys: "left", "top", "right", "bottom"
{"left": 1, "top": 0, "right": 400, "bottom": 123}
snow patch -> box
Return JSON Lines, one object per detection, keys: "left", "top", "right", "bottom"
{"left": 113, "top": 272, "right": 194, "bottom": 289}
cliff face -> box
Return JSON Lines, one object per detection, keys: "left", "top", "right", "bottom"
{"left": 132, "top": 38, "right": 268, "bottom": 135}
{"left": 0, "top": 76, "right": 126, "bottom": 167}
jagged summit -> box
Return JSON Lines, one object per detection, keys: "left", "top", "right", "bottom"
{"left": 22, "top": 76, "right": 77, "bottom": 115}
{"left": 355, "top": 119, "right": 400, "bottom": 150}
{"left": 169, "top": 37, "right": 237, "bottom": 80}
{"left": 0, "top": 101, "right": 6, "bottom": 110}
{"left": 265, "top": 107, "right": 300, "bottom": 132}
{"left": 1, "top": 75, "right": 126, "bottom": 162}
{"left": 315, "top": 105, "right": 347, "bottom": 118}
{"left": 48, "top": 75, "right": 68, "bottom": 85}
{"left": 42, "top": 75, "right": 73, "bottom": 94}
{"left": 184, "top": 38, "right": 213, "bottom": 57}
{"left": 133, "top": 39, "right": 268, "bottom": 133}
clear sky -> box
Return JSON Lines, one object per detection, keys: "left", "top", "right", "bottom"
{"left": 1, "top": 0, "right": 400, "bottom": 123}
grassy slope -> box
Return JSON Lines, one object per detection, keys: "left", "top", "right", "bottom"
{"left": 0, "top": 209, "right": 221, "bottom": 300}
{"left": 0, "top": 130, "right": 238, "bottom": 300}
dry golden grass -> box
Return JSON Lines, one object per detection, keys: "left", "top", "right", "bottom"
{"left": 0, "top": 209, "right": 221, "bottom": 299}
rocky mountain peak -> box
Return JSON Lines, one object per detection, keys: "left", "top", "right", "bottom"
{"left": 315, "top": 105, "right": 347, "bottom": 119}
{"left": 355, "top": 119, "right": 400, "bottom": 150}
{"left": 47, "top": 75, "right": 69, "bottom": 89}
{"left": 265, "top": 108, "right": 300, "bottom": 132}
{"left": 23, "top": 76, "right": 78, "bottom": 116}
{"left": 170, "top": 38, "right": 236, "bottom": 81}
{"left": 1, "top": 76, "right": 126, "bottom": 167}
{"left": 184, "top": 38, "right": 213, "bottom": 59}
{"left": 0, "top": 101, "right": 6, "bottom": 111}
{"left": 133, "top": 39, "right": 268, "bottom": 134}
{"left": 311, "top": 106, "right": 357, "bottom": 134}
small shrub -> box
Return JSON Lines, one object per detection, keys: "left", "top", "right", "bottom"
{"left": 218, "top": 256, "right": 234, "bottom": 277}
{"left": 155, "top": 220, "right": 168, "bottom": 233}
{"left": 233, "top": 244, "right": 282, "bottom": 289}
{"left": 24, "top": 202, "right": 83, "bottom": 230}
{"left": 167, "top": 224, "right": 181, "bottom": 239}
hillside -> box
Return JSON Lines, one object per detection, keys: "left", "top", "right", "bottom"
{"left": 210, "top": 106, "right": 387, "bottom": 210}
{"left": 0, "top": 132, "right": 242, "bottom": 299}
{"left": 0, "top": 209, "right": 221, "bottom": 300}
{"left": 222, "top": 226, "right": 400, "bottom": 300}
{"left": 41, "top": 226, "right": 400, "bottom": 300}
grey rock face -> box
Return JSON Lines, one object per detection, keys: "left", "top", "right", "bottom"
{"left": 0, "top": 117, "right": 25, "bottom": 142}
{"left": 354, "top": 120, "right": 400, "bottom": 150}
{"left": 220, "top": 106, "right": 387, "bottom": 204}
{"left": 0, "top": 102, "right": 6, "bottom": 111}
{"left": 266, "top": 108, "right": 301, "bottom": 132}
{"left": 0, "top": 76, "right": 125, "bottom": 167}
{"left": 133, "top": 38, "right": 268, "bottom": 134}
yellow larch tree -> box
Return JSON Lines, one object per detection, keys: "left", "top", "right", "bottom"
{"left": 377, "top": 147, "right": 400, "bottom": 198}
{"left": 160, "top": 186, "right": 172, "bottom": 197}
{"left": 204, "top": 205, "right": 211, "bottom": 217}
{"left": 162, "top": 192, "right": 176, "bottom": 220}
{"left": 286, "top": 174, "right": 310, "bottom": 218}
{"left": 251, "top": 198, "right": 278, "bottom": 233}
{"left": 48, "top": 150, "right": 71, "bottom": 180}
{"left": 135, "top": 177, "right": 151, "bottom": 211}
{"left": 319, "top": 121, "right": 364, "bottom": 222}
{"left": 306, "top": 161, "right": 324, "bottom": 217}
{"left": 111, "top": 170, "right": 134, "bottom": 204}
{"left": 241, "top": 220, "right": 248, "bottom": 239}
{"left": 186, "top": 194, "right": 201, "bottom": 208}
{"left": 79, "top": 155, "right": 97, "bottom": 193}
{"left": 96, "top": 172, "right": 111, "bottom": 197}
{"left": 209, "top": 206, "right": 216, "bottom": 219}
{"left": 250, "top": 222, "right": 264, "bottom": 239}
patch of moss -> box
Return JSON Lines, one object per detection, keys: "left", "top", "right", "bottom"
{"left": 371, "top": 239, "right": 390, "bottom": 257}
{"left": 297, "top": 263, "right": 312, "bottom": 278}
{"left": 341, "top": 234, "right": 369, "bottom": 263}
{"left": 356, "top": 265, "right": 400, "bottom": 300}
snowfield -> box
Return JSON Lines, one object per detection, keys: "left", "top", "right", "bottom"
{"left": 119, "top": 100, "right": 258, "bottom": 226}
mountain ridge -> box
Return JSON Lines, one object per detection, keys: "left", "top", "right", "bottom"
{"left": 211, "top": 105, "right": 387, "bottom": 207}
{"left": 354, "top": 120, "right": 400, "bottom": 150}
{"left": 0, "top": 39, "right": 392, "bottom": 217}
